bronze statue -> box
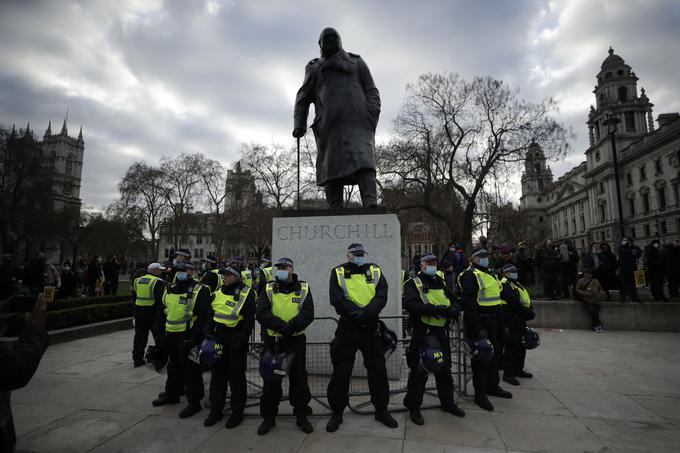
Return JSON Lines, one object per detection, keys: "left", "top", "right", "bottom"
{"left": 293, "top": 27, "right": 380, "bottom": 208}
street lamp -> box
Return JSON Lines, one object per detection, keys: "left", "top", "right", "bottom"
{"left": 603, "top": 113, "right": 625, "bottom": 240}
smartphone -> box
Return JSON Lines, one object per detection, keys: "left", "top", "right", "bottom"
{"left": 43, "top": 286, "right": 56, "bottom": 303}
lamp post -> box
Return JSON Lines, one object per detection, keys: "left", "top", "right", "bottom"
{"left": 603, "top": 114, "right": 625, "bottom": 240}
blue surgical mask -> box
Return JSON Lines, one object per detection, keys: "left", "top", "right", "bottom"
{"left": 275, "top": 270, "right": 289, "bottom": 282}
{"left": 353, "top": 256, "right": 366, "bottom": 267}
{"left": 175, "top": 271, "right": 189, "bottom": 281}
{"left": 478, "top": 257, "right": 489, "bottom": 268}
{"left": 509, "top": 272, "right": 518, "bottom": 280}
{"left": 424, "top": 265, "right": 437, "bottom": 276}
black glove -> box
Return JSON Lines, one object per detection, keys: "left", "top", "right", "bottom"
{"left": 447, "top": 306, "right": 460, "bottom": 318}
{"left": 278, "top": 322, "right": 294, "bottom": 337}
{"left": 348, "top": 309, "right": 369, "bottom": 323}
{"left": 434, "top": 306, "right": 450, "bottom": 317}
{"left": 526, "top": 311, "right": 536, "bottom": 321}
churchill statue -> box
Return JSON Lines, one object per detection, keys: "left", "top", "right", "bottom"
{"left": 293, "top": 27, "right": 380, "bottom": 209}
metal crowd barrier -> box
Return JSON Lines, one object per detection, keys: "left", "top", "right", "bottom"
{"left": 230, "top": 314, "right": 472, "bottom": 416}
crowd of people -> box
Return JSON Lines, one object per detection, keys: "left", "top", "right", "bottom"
{"left": 0, "top": 253, "right": 125, "bottom": 300}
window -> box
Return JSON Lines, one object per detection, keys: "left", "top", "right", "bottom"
{"left": 538, "top": 216, "right": 544, "bottom": 224}
{"left": 599, "top": 204, "right": 606, "bottom": 223}
{"left": 572, "top": 218, "right": 576, "bottom": 232}
{"left": 654, "top": 158, "right": 663, "bottom": 174}
{"left": 673, "top": 182, "right": 679, "bottom": 204}
{"left": 605, "top": 72, "right": 612, "bottom": 79}
{"left": 626, "top": 172, "right": 632, "bottom": 185}
{"left": 662, "top": 221, "right": 668, "bottom": 234}
{"left": 63, "top": 181, "right": 72, "bottom": 195}
{"left": 625, "top": 112, "right": 635, "bottom": 132}
{"left": 164, "top": 249, "right": 169, "bottom": 258}
{"left": 199, "top": 249, "right": 204, "bottom": 258}
{"left": 631, "top": 226, "right": 636, "bottom": 239}
{"left": 658, "top": 188, "right": 667, "bottom": 210}
{"left": 618, "top": 86, "right": 627, "bottom": 101}
{"left": 644, "top": 224, "right": 651, "bottom": 236}
{"left": 628, "top": 198, "right": 635, "bottom": 216}
{"left": 537, "top": 197, "right": 542, "bottom": 202}
{"left": 640, "top": 165, "right": 647, "bottom": 181}
{"left": 599, "top": 181, "right": 605, "bottom": 194}
{"left": 642, "top": 193, "right": 650, "bottom": 214}
{"left": 65, "top": 154, "right": 74, "bottom": 176}
{"left": 197, "top": 236, "right": 203, "bottom": 245}
{"left": 194, "top": 249, "right": 199, "bottom": 257}
{"left": 595, "top": 150, "right": 601, "bottom": 162}
{"left": 580, "top": 215, "right": 585, "bottom": 232}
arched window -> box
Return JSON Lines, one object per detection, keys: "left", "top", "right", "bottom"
{"left": 534, "top": 163, "right": 541, "bottom": 174}
{"left": 618, "top": 86, "right": 627, "bottom": 101}
{"left": 65, "top": 154, "right": 74, "bottom": 176}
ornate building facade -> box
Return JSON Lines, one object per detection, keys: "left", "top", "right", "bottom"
{"left": 520, "top": 48, "right": 680, "bottom": 250}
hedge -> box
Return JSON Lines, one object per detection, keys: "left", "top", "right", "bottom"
{"left": 46, "top": 301, "right": 133, "bottom": 330}
{"left": 48, "top": 295, "right": 131, "bottom": 312}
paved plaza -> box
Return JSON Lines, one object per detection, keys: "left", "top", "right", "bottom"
{"left": 9, "top": 327, "right": 680, "bottom": 453}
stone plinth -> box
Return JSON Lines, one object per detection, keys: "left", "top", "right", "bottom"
{"left": 272, "top": 210, "right": 403, "bottom": 377}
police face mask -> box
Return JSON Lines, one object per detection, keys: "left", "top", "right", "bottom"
{"left": 478, "top": 257, "right": 490, "bottom": 268}
{"left": 275, "top": 269, "right": 289, "bottom": 283}
{"left": 175, "top": 271, "right": 189, "bottom": 281}
{"left": 353, "top": 256, "right": 366, "bottom": 267}
{"left": 509, "top": 272, "right": 518, "bottom": 280}
{"left": 424, "top": 265, "right": 437, "bottom": 276}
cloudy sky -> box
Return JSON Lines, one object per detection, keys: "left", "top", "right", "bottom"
{"left": 1, "top": 0, "right": 679, "bottom": 209}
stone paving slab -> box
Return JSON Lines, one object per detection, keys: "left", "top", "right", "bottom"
{"left": 10, "top": 327, "right": 680, "bottom": 452}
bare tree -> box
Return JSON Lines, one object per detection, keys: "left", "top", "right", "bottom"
{"left": 195, "top": 155, "right": 227, "bottom": 215}
{"left": 118, "top": 162, "right": 169, "bottom": 258}
{"left": 378, "top": 73, "right": 570, "bottom": 249}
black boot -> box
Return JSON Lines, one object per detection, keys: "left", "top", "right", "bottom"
{"left": 203, "top": 411, "right": 223, "bottom": 427}
{"left": 152, "top": 395, "right": 179, "bottom": 407}
{"left": 503, "top": 374, "right": 520, "bottom": 386}
{"left": 225, "top": 413, "right": 244, "bottom": 429}
{"left": 409, "top": 409, "right": 424, "bottom": 425}
{"left": 296, "top": 415, "right": 313, "bottom": 433}
{"left": 179, "top": 403, "right": 202, "bottom": 418}
{"left": 257, "top": 418, "right": 276, "bottom": 435}
{"left": 133, "top": 359, "right": 145, "bottom": 367}
{"left": 516, "top": 370, "right": 533, "bottom": 379}
{"left": 487, "top": 387, "right": 513, "bottom": 399}
{"left": 440, "top": 404, "right": 466, "bottom": 417}
{"left": 375, "top": 410, "right": 398, "bottom": 428}
{"left": 326, "top": 413, "right": 343, "bottom": 432}
{"left": 474, "top": 394, "right": 494, "bottom": 411}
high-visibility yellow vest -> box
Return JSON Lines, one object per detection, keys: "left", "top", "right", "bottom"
{"left": 265, "top": 282, "right": 309, "bottom": 337}
{"left": 261, "top": 267, "right": 272, "bottom": 283}
{"left": 212, "top": 285, "right": 251, "bottom": 328}
{"left": 436, "top": 270, "right": 445, "bottom": 280}
{"left": 134, "top": 274, "right": 160, "bottom": 307}
{"left": 199, "top": 268, "right": 223, "bottom": 293}
{"left": 334, "top": 265, "right": 381, "bottom": 308}
{"left": 412, "top": 276, "right": 450, "bottom": 327}
{"left": 241, "top": 269, "right": 253, "bottom": 288}
{"left": 458, "top": 268, "right": 502, "bottom": 307}
{"left": 163, "top": 284, "right": 203, "bottom": 333}
{"left": 499, "top": 277, "right": 532, "bottom": 308}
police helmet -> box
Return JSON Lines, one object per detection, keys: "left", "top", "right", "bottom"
{"left": 199, "top": 337, "right": 223, "bottom": 368}
{"left": 523, "top": 327, "right": 540, "bottom": 350}
{"left": 465, "top": 337, "right": 494, "bottom": 362}
{"left": 259, "top": 349, "right": 296, "bottom": 383}
{"left": 419, "top": 335, "right": 445, "bottom": 375}
{"left": 144, "top": 345, "right": 168, "bottom": 373}
{"left": 378, "top": 320, "right": 398, "bottom": 359}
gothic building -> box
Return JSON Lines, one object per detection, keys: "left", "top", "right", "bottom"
{"left": 42, "top": 117, "right": 85, "bottom": 212}
{"left": 520, "top": 48, "right": 680, "bottom": 250}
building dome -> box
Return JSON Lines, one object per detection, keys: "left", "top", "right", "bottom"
{"left": 601, "top": 47, "right": 624, "bottom": 69}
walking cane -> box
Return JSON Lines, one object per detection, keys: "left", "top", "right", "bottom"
{"left": 297, "top": 136, "right": 301, "bottom": 210}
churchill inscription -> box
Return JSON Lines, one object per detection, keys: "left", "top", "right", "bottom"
{"left": 276, "top": 223, "right": 394, "bottom": 242}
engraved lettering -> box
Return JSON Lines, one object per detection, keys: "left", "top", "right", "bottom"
{"left": 334, "top": 224, "right": 346, "bottom": 239}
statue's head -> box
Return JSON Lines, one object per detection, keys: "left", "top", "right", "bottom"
{"left": 318, "top": 27, "right": 342, "bottom": 57}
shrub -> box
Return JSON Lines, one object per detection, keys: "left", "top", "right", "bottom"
{"left": 46, "top": 301, "right": 133, "bottom": 330}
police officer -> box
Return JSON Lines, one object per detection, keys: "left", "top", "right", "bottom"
{"left": 199, "top": 255, "right": 222, "bottom": 293}
{"left": 203, "top": 264, "right": 256, "bottom": 428}
{"left": 169, "top": 248, "right": 192, "bottom": 283}
{"left": 457, "top": 248, "right": 512, "bottom": 411}
{"left": 326, "top": 243, "right": 398, "bottom": 432}
{"left": 256, "top": 258, "right": 315, "bottom": 435}
{"left": 499, "top": 264, "right": 535, "bottom": 386}
{"left": 403, "top": 253, "right": 465, "bottom": 425}
{"left": 131, "top": 262, "right": 166, "bottom": 367}
{"left": 256, "top": 257, "right": 273, "bottom": 294}
{"left": 230, "top": 256, "right": 254, "bottom": 288}
{"left": 152, "top": 262, "right": 211, "bottom": 419}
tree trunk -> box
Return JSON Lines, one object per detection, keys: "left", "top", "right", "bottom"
{"left": 461, "top": 201, "right": 476, "bottom": 251}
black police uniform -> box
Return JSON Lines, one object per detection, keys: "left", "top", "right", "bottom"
{"left": 458, "top": 264, "right": 505, "bottom": 401}
{"left": 403, "top": 272, "right": 461, "bottom": 413}
{"left": 256, "top": 274, "right": 314, "bottom": 419}
{"left": 157, "top": 278, "right": 211, "bottom": 409}
{"left": 204, "top": 281, "right": 256, "bottom": 421}
{"left": 327, "top": 262, "right": 390, "bottom": 415}
{"left": 500, "top": 279, "right": 535, "bottom": 379}
{"left": 132, "top": 276, "right": 166, "bottom": 365}
{"left": 199, "top": 266, "right": 220, "bottom": 293}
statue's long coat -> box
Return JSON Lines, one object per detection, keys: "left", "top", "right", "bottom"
{"left": 294, "top": 49, "right": 381, "bottom": 186}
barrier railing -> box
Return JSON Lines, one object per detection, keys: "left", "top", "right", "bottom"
{"left": 233, "top": 314, "right": 472, "bottom": 416}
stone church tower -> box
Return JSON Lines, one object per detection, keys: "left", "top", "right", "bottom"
{"left": 42, "top": 116, "right": 85, "bottom": 212}
{"left": 519, "top": 141, "right": 553, "bottom": 243}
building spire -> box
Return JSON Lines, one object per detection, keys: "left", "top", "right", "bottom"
{"left": 44, "top": 120, "right": 52, "bottom": 138}
{"left": 24, "top": 122, "right": 31, "bottom": 138}
{"left": 61, "top": 107, "right": 68, "bottom": 136}
{"left": 77, "top": 125, "right": 83, "bottom": 143}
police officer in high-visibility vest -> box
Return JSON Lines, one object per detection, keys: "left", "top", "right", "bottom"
{"left": 199, "top": 255, "right": 222, "bottom": 293}
{"left": 403, "top": 253, "right": 466, "bottom": 425}
{"left": 169, "top": 248, "right": 192, "bottom": 283}
{"left": 203, "top": 264, "right": 256, "bottom": 428}
{"left": 230, "top": 256, "right": 254, "bottom": 288}
{"left": 256, "top": 257, "right": 272, "bottom": 294}
{"left": 256, "top": 257, "right": 315, "bottom": 435}
{"left": 131, "top": 262, "right": 166, "bottom": 367}
{"left": 498, "top": 264, "right": 535, "bottom": 386}
{"left": 326, "top": 243, "right": 398, "bottom": 432}
{"left": 457, "top": 248, "right": 512, "bottom": 411}
{"left": 152, "top": 262, "right": 211, "bottom": 419}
